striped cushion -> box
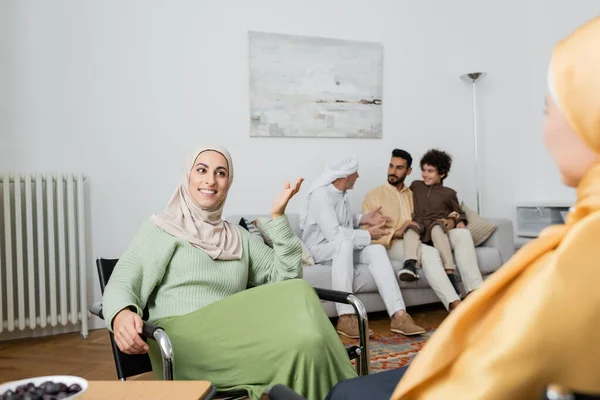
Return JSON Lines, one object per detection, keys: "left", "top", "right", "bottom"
{"left": 461, "top": 202, "right": 497, "bottom": 246}
{"left": 239, "top": 217, "right": 265, "bottom": 240}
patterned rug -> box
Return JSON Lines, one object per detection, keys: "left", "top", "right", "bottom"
{"left": 349, "top": 329, "right": 435, "bottom": 373}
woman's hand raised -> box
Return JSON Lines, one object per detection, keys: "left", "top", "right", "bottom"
{"left": 271, "top": 178, "right": 304, "bottom": 219}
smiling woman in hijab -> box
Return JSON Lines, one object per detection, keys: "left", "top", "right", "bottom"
{"left": 102, "top": 145, "right": 356, "bottom": 400}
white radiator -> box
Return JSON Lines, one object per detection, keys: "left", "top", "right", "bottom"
{"left": 0, "top": 173, "right": 88, "bottom": 338}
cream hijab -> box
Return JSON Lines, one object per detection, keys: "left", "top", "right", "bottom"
{"left": 150, "top": 145, "right": 242, "bottom": 260}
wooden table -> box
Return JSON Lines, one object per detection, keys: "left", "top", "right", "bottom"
{"left": 80, "top": 381, "right": 214, "bottom": 399}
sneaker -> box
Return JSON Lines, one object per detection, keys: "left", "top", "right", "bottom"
{"left": 446, "top": 271, "right": 462, "bottom": 297}
{"left": 390, "top": 310, "right": 426, "bottom": 336}
{"left": 336, "top": 314, "right": 374, "bottom": 339}
{"left": 398, "top": 259, "right": 419, "bottom": 282}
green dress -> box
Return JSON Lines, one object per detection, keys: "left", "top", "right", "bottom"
{"left": 149, "top": 279, "right": 356, "bottom": 399}
{"left": 102, "top": 215, "right": 356, "bottom": 400}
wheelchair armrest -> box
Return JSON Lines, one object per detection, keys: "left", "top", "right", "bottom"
{"left": 313, "top": 288, "right": 368, "bottom": 326}
{"left": 313, "top": 289, "right": 368, "bottom": 322}
{"left": 89, "top": 302, "right": 174, "bottom": 380}
{"left": 90, "top": 303, "right": 159, "bottom": 338}
{"left": 261, "top": 384, "right": 307, "bottom": 400}
{"left": 90, "top": 302, "right": 103, "bottom": 319}
{"left": 149, "top": 326, "right": 174, "bottom": 380}
{"left": 313, "top": 287, "right": 370, "bottom": 375}
{"left": 313, "top": 287, "right": 351, "bottom": 303}
{"left": 141, "top": 320, "right": 160, "bottom": 339}
{"left": 90, "top": 303, "right": 165, "bottom": 340}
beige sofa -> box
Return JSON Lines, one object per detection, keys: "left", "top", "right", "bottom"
{"left": 227, "top": 213, "right": 515, "bottom": 317}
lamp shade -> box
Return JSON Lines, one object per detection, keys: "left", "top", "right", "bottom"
{"left": 460, "top": 72, "right": 487, "bottom": 84}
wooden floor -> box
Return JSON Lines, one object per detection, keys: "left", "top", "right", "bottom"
{"left": 0, "top": 304, "right": 447, "bottom": 383}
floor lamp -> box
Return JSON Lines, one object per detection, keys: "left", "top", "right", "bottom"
{"left": 460, "top": 72, "right": 487, "bottom": 215}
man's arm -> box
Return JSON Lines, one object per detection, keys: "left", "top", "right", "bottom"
{"left": 309, "top": 189, "right": 371, "bottom": 247}
{"left": 352, "top": 213, "right": 363, "bottom": 229}
{"left": 362, "top": 192, "right": 394, "bottom": 248}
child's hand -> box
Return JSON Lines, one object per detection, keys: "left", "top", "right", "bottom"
{"left": 407, "top": 221, "right": 420, "bottom": 229}
{"left": 394, "top": 221, "right": 419, "bottom": 238}
{"left": 441, "top": 218, "right": 455, "bottom": 230}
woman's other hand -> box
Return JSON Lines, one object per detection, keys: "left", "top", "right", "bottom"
{"left": 113, "top": 308, "right": 149, "bottom": 355}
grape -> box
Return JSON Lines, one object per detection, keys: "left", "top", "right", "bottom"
{"left": 66, "top": 385, "right": 80, "bottom": 394}
{"left": 1, "top": 380, "right": 83, "bottom": 400}
{"left": 1, "top": 389, "right": 15, "bottom": 399}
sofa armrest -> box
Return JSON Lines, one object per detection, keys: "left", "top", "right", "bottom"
{"left": 480, "top": 218, "right": 515, "bottom": 264}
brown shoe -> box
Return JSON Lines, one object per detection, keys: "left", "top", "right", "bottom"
{"left": 336, "top": 314, "right": 374, "bottom": 339}
{"left": 390, "top": 310, "right": 426, "bottom": 336}
{"left": 449, "top": 299, "right": 461, "bottom": 312}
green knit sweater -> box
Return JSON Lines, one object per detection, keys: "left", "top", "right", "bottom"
{"left": 102, "top": 215, "right": 303, "bottom": 330}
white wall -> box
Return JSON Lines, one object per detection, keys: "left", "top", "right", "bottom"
{"left": 0, "top": 1, "right": 17, "bottom": 161}
{"left": 529, "top": 2, "right": 600, "bottom": 203}
{"left": 0, "top": 0, "right": 592, "bottom": 332}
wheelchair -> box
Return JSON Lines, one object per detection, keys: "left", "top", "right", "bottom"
{"left": 91, "top": 258, "right": 370, "bottom": 399}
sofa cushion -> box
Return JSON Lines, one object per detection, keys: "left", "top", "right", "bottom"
{"left": 238, "top": 217, "right": 265, "bottom": 240}
{"left": 461, "top": 202, "right": 497, "bottom": 246}
{"left": 303, "top": 264, "right": 332, "bottom": 289}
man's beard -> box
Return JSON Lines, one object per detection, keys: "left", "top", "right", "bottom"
{"left": 387, "top": 175, "right": 404, "bottom": 186}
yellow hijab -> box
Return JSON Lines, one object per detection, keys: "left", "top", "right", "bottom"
{"left": 392, "top": 16, "right": 600, "bottom": 399}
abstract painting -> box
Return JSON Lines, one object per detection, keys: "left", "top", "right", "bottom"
{"left": 248, "top": 31, "right": 383, "bottom": 138}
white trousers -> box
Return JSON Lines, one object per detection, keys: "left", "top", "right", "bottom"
{"left": 310, "top": 238, "right": 406, "bottom": 317}
{"left": 447, "top": 228, "right": 484, "bottom": 293}
{"left": 387, "top": 239, "right": 460, "bottom": 309}
{"left": 387, "top": 229, "right": 484, "bottom": 309}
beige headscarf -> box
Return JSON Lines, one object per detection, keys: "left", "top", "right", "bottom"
{"left": 150, "top": 145, "right": 242, "bottom": 260}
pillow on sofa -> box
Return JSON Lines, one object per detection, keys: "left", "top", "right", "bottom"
{"left": 255, "top": 217, "right": 315, "bottom": 266}
{"left": 461, "top": 202, "right": 497, "bottom": 246}
{"left": 238, "top": 217, "right": 265, "bottom": 241}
